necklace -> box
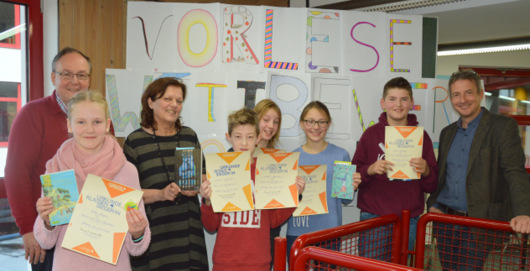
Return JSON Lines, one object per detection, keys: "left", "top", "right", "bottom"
{"left": 152, "top": 129, "right": 182, "bottom": 203}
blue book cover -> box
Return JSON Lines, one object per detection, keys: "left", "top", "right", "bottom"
{"left": 40, "top": 169, "right": 79, "bottom": 226}
{"left": 331, "top": 162, "right": 356, "bottom": 200}
{"left": 176, "top": 147, "right": 202, "bottom": 191}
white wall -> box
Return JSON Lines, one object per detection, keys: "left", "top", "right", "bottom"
{"left": 43, "top": 0, "right": 58, "bottom": 97}
{"left": 437, "top": 50, "right": 530, "bottom": 77}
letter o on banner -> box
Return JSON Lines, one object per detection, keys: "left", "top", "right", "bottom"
{"left": 178, "top": 9, "right": 218, "bottom": 67}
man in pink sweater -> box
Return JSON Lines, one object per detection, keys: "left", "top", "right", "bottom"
{"left": 4, "top": 47, "right": 91, "bottom": 271}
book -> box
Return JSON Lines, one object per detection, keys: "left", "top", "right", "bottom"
{"left": 40, "top": 169, "right": 79, "bottom": 226}
{"left": 331, "top": 161, "right": 356, "bottom": 200}
{"left": 61, "top": 174, "right": 143, "bottom": 265}
{"left": 175, "top": 147, "right": 202, "bottom": 191}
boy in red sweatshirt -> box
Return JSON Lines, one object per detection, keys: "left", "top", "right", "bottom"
{"left": 200, "top": 108, "right": 305, "bottom": 271}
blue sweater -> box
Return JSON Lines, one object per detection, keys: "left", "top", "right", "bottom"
{"left": 287, "top": 143, "right": 353, "bottom": 237}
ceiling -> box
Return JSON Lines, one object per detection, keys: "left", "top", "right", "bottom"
{"left": 292, "top": 0, "right": 530, "bottom": 46}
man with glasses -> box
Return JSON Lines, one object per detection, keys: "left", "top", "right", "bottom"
{"left": 427, "top": 70, "right": 530, "bottom": 270}
{"left": 4, "top": 47, "right": 93, "bottom": 271}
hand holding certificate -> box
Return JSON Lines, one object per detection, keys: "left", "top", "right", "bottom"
{"left": 385, "top": 126, "right": 424, "bottom": 179}
{"left": 255, "top": 152, "right": 300, "bottom": 209}
{"left": 205, "top": 151, "right": 254, "bottom": 212}
{"left": 61, "top": 174, "right": 143, "bottom": 265}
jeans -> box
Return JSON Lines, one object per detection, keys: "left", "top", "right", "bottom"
{"left": 434, "top": 222, "right": 488, "bottom": 271}
{"left": 31, "top": 247, "right": 54, "bottom": 271}
{"left": 358, "top": 212, "right": 419, "bottom": 261}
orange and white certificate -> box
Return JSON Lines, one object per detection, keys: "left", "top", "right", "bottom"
{"left": 255, "top": 152, "right": 300, "bottom": 209}
{"left": 253, "top": 147, "right": 285, "bottom": 157}
{"left": 61, "top": 174, "right": 143, "bottom": 265}
{"left": 205, "top": 151, "right": 254, "bottom": 213}
{"left": 293, "top": 165, "right": 328, "bottom": 216}
{"left": 385, "top": 126, "right": 424, "bottom": 180}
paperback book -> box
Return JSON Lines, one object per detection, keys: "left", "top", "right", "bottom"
{"left": 40, "top": 169, "right": 79, "bottom": 226}
{"left": 331, "top": 161, "right": 356, "bottom": 200}
{"left": 176, "top": 147, "right": 202, "bottom": 191}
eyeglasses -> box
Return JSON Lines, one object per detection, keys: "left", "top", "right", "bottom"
{"left": 303, "top": 119, "right": 330, "bottom": 128}
{"left": 55, "top": 71, "right": 91, "bottom": 81}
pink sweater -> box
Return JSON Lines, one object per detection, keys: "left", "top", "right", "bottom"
{"left": 33, "top": 135, "right": 150, "bottom": 271}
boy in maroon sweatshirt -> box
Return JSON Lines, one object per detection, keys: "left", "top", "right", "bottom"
{"left": 352, "top": 77, "right": 438, "bottom": 259}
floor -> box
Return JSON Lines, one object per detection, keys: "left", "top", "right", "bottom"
{"left": 0, "top": 235, "right": 26, "bottom": 271}
{"left": 0, "top": 198, "right": 27, "bottom": 271}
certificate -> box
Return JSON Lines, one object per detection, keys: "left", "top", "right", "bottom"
{"left": 294, "top": 165, "right": 327, "bottom": 216}
{"left": 205, "top": 151, "right": 254, "bottom": 213}
{"left": 62, "top": 174, "right": 143, "bottom": 265}
{"left": 255, "top": 152, "right": 300, "bottom": 209}
{"left": 385, "top": 126, "right": 424, "bottom": 180}
{"left": 253, "top": 147, "right": 285, "bottom": 157}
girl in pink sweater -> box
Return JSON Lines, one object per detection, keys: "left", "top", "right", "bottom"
{"left": 33, "top": 91, "right": 150, "bottom": 270}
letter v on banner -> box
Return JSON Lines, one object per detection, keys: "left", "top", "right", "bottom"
{"left": 264, "top": 9, "right": 299, "bottom": 70}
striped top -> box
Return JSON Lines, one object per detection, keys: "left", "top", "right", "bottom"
{"left": 123, "top": 127, "right": 208, "bottom": 271}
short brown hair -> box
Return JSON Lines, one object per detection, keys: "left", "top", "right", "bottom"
{"left": 254, "top": 99, "right": 282, "bottom": 148}
{"left": 383, "top": 77, "right": 413, "bottom": 99}
{"left": 300, "top": 101, "right": 331, "bottom": 123}
{"left": 140, "top": 77, "right": 187, "bottom": 131}
{"left": 448, "top": 70, "right": 482, "bottom": 95}
{"left": 227, "top": 108, "right": 259, "bottom": 136}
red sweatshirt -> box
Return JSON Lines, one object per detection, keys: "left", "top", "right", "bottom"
{"left": 201, "top": 160, "right": 294, "bottom": 271}
{"left": 5, "top": 92, "right": 70, "bottom": 235}
{"left": 4, "top": 91, "right": 115, "bottom": 235}
{"left": 352, "top": 112, "right": 438, "bottom": 218}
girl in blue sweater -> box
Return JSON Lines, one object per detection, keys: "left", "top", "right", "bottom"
{"left": 286, "top": 101, "right": 361, "bottom": 257}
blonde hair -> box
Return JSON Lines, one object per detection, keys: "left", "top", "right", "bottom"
{"left": 227, "top": 108, "right": 259, "bottom": 136}
{"left": 254, "top": 99, "right": 281, "bottom": 148}
{"left": 67, "top": 91, "right": 109, "bottom": 120}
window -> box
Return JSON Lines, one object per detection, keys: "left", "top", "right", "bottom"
{"left": 0, "top": 3, "right": 21, "bottom": 49}
{"left": 0, "top": 82, "right": 21, "bottom": 146}
{"left": 0, "top": 0, "right": 43, "bottom": 249}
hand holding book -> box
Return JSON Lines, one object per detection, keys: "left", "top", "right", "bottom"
{"left": 36, "top": 197, "right": 55, "bottom": 230}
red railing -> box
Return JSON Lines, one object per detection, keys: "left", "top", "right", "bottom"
{"left": 292, "top": 246, "right": 423, "bottom": 271}
{"left": 414, "top": 213, "right": 530, "bottom": 270}
{"left": 286, "top": 211, "right": 406, "bottom": 270}
{"left": 274, "top": 210, "right": 530, "bottom": 270}
{"left": 274, "top": 236, "right": 288, "bottom": 271}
